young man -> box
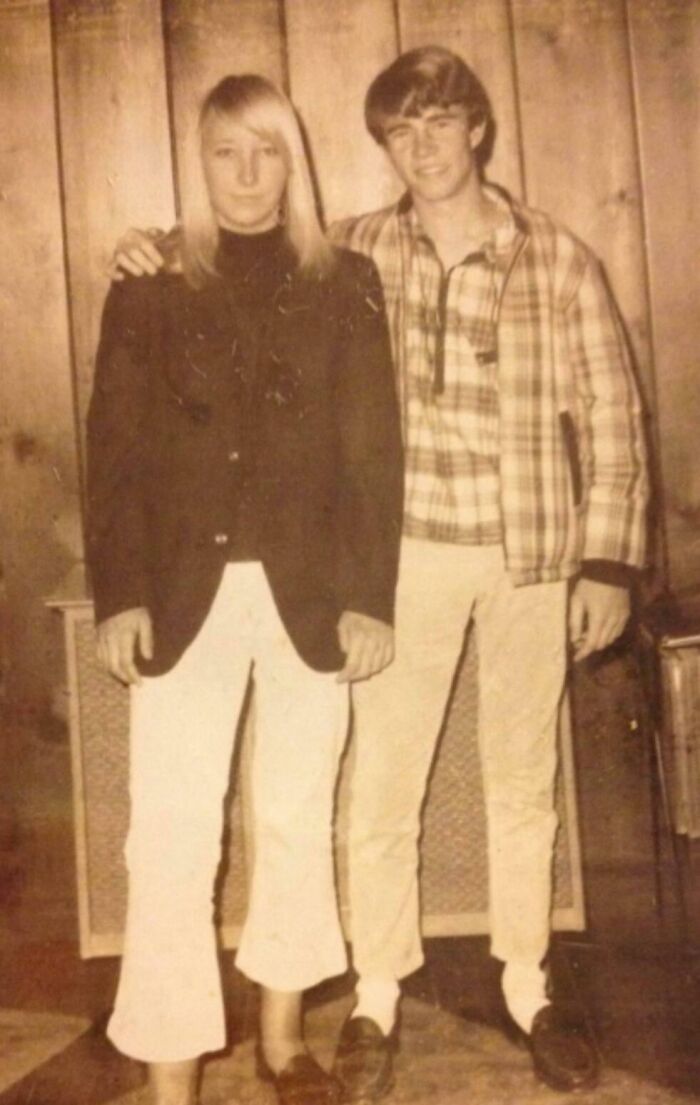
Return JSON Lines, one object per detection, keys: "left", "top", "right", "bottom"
{"left": 112, "top": 47, "right": 648, "bottom": 1098}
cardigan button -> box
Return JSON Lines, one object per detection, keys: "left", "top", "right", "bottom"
{"left": 213, "top": 532, "right": 229, "bottom": 546}
{"left": 227, "top": 450, "right": 240, "bottom": 462}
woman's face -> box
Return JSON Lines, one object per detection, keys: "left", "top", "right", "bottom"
{"left": 201, "top": 112, "right": 288, "bottom": 234}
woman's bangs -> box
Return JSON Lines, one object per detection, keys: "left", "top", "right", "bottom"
{"left": 207, "top": 98, "right": 292, "bottom": 167}
{"left": 252, "top": 124, "right": 291, "bottom": 168}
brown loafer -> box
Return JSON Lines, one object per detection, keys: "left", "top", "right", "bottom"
{"left": 333, "top": 1016, "right": 397, "bottom": 1103}
{"left": 258, "top": 1050, "right": 342, "bottom": 1105}
{"left": 526, "top": 1005, "right": 600, "bottom": 1092}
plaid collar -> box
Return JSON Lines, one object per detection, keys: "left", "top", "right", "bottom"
{"left": 397, "top": 183, "right": 526, "bottom": 266}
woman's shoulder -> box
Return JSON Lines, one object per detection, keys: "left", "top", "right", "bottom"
{"left": 100, "top": 269, "right": 200, "bottom": 350}
{"left": 329, "top": 243, "right": 378, "bottom": 276}
{"left": 321, "top": 244, "right": 383, "bottom": 300}
{"left": 105, "top": 268, "right": 196, "bottom": 316}
{"left": 304, "top": 246, "right": 386, "bottom": 329}
{"left": 107, "top": 267, "right": 183, "bottom": 297}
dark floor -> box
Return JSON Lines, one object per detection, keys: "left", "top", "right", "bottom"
{"left": 1, "top": 642, "right": 700, "bottom": 1101}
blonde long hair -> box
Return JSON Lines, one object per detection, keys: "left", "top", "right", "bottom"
{"left": 180, "top": 74, "right": 333, "bottom": 288}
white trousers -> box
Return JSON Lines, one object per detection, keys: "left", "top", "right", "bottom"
{"left": 349, "top": 539, "right": 567, "bottom": 980}
{"left": 107, "top": 563, "right": 349, "bottom": 1063}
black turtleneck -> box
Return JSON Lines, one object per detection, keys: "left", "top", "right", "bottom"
{"left": 217, "top": 222, "right": 287, "bottom": 265}
{"left": 217, "top": 224, "right": 290, "bottom": 314}
{"left": 215, "top": 223, "right": 293, "bottom": 562}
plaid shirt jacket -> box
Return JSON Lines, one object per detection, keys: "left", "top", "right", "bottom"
{"left": 330, "top": 188, "right": 648, "bottom": 587}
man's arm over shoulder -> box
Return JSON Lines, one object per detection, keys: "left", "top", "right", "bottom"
{"left": 108, "top": 226, "right": 180, "bottom": 279}
{"left": 327, "top": 204, "right": 397, "bottom": 258}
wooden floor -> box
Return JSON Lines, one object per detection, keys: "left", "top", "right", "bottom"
{"left": 2, "top": 643, "right": 700, "bottom": 1103}
{"left": 1, "top": 992, "right": 699, "bottom": 1105}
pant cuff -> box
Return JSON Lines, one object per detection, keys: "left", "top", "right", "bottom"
{"left": 236, "top": 946, "right": 348, "bottom": 993}
{"left": 352, "top": 949, "right": 425, "bottom": 984}
{"left": 107, "top": 1016, "right": 226, "bottom": 1064}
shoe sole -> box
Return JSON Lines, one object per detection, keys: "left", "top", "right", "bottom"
{"left": 533, "top": 1064, "right": 600, "bottom": 1094}
{"left": 342, "top": 1076, "right": 395, "bottom": 1105}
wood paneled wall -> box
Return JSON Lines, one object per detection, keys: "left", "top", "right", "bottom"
{"left": 2, "top": 0, "right": 699, "bottom": 714}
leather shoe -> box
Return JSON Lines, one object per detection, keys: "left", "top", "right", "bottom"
{"left": 333, "top": 1016, "right": 397, "bottom": 1103}
{"left": 526, "top": 1005, "right": 599, "bottom": 1092}
{"left": 257, "top": 1049, "right": 342, "bottom": 1105}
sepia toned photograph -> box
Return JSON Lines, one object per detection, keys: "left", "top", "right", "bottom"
{"left": 1, "top": 1, "right": 699, "bottom": 1103}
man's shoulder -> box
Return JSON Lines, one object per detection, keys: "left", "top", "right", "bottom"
{"left": 328, "top": 203, "right": 399, "bottom": 255}
{"left": 513, "top": 196, "right": 597, "bottom": 267}
{"left": 499, "top": 194, "right": 600, "bottom": 307}
{"left": 101, "top": 269, "right": 195, "bottom": 346}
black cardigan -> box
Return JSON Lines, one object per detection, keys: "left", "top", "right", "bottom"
{"left": 86, "top": 241, "right": 403, "bottom": 674}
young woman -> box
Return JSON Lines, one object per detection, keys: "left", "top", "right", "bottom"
{"left": 87, "top": 74, "right": 402, "bottom": 1105}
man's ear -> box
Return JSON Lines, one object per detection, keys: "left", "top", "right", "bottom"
{"left": 469, "top": 119, "right": 487, "bottom": 151}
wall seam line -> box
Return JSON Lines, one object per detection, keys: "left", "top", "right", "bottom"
{"left": 277, "top": 0, "right": 291, "bottom": 94}
{"left": 47, "top": 0, "right": 88, "bottom": 540}
{"left": 160, "top": 0, "right": 182, "bottom": 220}
{"left": 504, "top": 0, "right": 528, "bottom": 202}
{"left": 622, "top": 0, "right": 670, "bottom": 587}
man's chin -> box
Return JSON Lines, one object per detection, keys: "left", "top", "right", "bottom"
{"left": 409, "top": 180, "right": 458, "bottom": 204}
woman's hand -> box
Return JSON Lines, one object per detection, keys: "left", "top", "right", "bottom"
{"left": 336, "top": 611, "right": 394, "bottom": 683}
{"left": 96, "top": 607, "right": 153, "bottom": 685}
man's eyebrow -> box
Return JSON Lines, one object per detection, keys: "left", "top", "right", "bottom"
{"left": 383, "top": 104, "right": 464, "bottom": 135}
{"left": 384, "top": 118, "right": 412, "bottom": 134}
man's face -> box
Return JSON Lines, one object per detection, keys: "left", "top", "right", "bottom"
{"left": 201, "top": 113, "right": 288, "bottom": 234}
{"left": 381, "top": 104, "right": 485, "bottom": 205}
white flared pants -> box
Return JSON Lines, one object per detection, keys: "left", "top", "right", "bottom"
{"left": 107, "top": 563, "right": 349, "bottom": 1062}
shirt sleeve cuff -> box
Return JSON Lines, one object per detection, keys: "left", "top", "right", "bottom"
{"left": 580, "top": 559, "right": 640, "bottom": 589}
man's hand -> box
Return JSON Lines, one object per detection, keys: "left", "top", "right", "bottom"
{"left": 108, "top": 228, "right": 166, "bottom": 281}
{"left": 96, "top": 607, "right": 153, "bottom": 685}
{"left": 336, "top": 611, "right": 394, "bottom": 683}
{"left": 569, "top": 578, "right": 630, "bottom": 662}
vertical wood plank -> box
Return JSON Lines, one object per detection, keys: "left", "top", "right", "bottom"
{"left": 397, "top": 0, "right": 524, "bottom": 195}
{"left": 510, "top": 0, "right": 654, "bottom": 401}
{"left": 285, "top": 0, "right": 400, "bottom": 224}
{"left": 164, "top": 0, "right": 285, "bottom": 186}
{"left": 53, "top": 0, "right": 175, "bottom": 436}
{"left": 0, "top": 0, "right": 80, "bottom": 712}
{"left": 628, "top": 0, "right": 700, "bottom": 589}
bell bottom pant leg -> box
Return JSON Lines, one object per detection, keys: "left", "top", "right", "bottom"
{"left": 348, "top": 539, "right": 479, "bottom": 981}
{"left": 474, "top": 560, "right": 568, "bottom": 966}
{"left": 235, "top": 580, "right": 349, "bottom": 991}
{"left": 107, "top": 568, "right": 254, "bottom": 1063}
{"left": 108, "top": 565, "right": 350, "bottom": 1060}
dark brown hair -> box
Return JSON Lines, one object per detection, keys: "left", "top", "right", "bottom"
{"left": 365, "top": 46, "right": 494, "bottom": 166}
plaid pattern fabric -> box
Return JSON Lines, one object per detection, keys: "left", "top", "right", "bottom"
{"left": 329, "top": 187, "right": 648, "bottom": 585}
{"left": 396, "top": 198, "right": 520, "bottom": 544}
